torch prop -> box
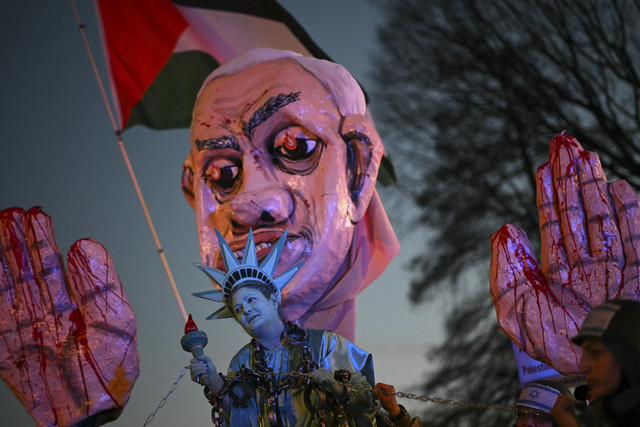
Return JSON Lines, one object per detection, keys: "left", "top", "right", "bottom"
{"left": 181, "top": 313, "right": 209, "bottom": 384}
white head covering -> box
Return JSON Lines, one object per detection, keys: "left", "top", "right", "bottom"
{"left": 196, "top": 48, "right": 366, "bottom": 117}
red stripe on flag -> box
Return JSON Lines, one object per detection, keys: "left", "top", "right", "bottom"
{"left": 96, "top": 0, "right": 187, "bottom": 129}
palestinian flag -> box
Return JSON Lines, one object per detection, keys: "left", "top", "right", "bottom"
{"left": 95, "top": 0, "right": 331, "bottom": 131}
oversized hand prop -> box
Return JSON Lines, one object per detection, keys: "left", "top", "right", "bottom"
{"left": 490, "top": 133, "right": 640, "bottom": 375}
{"left": 0, "top": 207, "right": 139, "bottom": 426}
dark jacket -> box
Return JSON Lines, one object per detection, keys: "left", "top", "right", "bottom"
{"left": 583, "top": 385, "right": 640, "bottom": 427}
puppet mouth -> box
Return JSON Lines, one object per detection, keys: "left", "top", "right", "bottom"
{"left": 248, "top": 313, "right": 259, "bottom": 324}
{"left": 215, "top": 229, "right": 305, "bottom": 269}
{"left": 233, "top": 239, "right": 287, "bottom": 260}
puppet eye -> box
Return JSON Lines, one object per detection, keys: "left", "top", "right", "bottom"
{"left": 271, "top": 126, "right": 324, "bottom": 175}
{"left": 202, "top": 158, "right": 240, "bottom": 193}
{"left": 274, "top": 127, "right": 318, "bottom": 159}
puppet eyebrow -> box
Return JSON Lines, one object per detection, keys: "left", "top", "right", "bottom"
{"left": 195, "top": 92, "right": 300, "bottom": 150}
{"left": 242, "top": 91, "right": 301, "bottom": 137}
{"left": 195, "top": 136, "right": 240, "bottom": 152}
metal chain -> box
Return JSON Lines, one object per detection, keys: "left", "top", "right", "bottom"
{"left": 142, "top": 366, "right": 190, "bottom": 426}
{"left": 216, "top": 370, "right": 517, "bottom": 414}
{"left": 388, "top": 390, "right": 516, "bottom": 413}
{"left": 139, "top": 366, "right": 515, "bottom": 426}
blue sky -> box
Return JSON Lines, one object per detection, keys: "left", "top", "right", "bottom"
{"left": 0, "top": 1, "right": 445, "bottom": 424}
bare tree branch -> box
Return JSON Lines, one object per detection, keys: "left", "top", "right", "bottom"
{"left": 369, "top": 0, "right": 640, "bottom": 424}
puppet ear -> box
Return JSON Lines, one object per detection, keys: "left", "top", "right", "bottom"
{"left": 182, "top": 154, "right": 196, "bottom": 209}
{"left": 340, "top": 113, "right": 384, "bottom": 223}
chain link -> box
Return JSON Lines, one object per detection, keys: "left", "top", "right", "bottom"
{"left": 217, "top": 370, "right": 516, "bottom": 414}
{"left": 140, "top": 366, "right": 515, "bottom": 426}
{"left": 390, "top": 390, "right": 516, "bottom": 413}
{"left": 142, "top": 366, "right": 190, "bottom": 426}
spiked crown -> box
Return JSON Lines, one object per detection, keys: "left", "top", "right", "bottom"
{"left": 193, "top": 228, "right": 304, "bottom": 319}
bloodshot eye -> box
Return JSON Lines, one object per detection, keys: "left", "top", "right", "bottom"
{"left": 271, "top": 126, "right": 324, "bottom": 175}
{"left": 202, "top": 158, "right": 240, "bottom": 194}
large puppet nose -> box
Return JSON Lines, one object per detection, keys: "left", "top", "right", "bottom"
{"left": 230, "top": 188, "right": 293, "bottom": 225}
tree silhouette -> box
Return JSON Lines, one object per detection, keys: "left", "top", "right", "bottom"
{"left": 369, "top": 0, "right": 640, "bottom": 424}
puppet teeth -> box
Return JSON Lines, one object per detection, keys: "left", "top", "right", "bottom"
{"left": 233, "top": 248, "right": 244, "bottom": 259}
{"left": 234, "top": 241, "right": 273, "bottom": 259}
{"left": 255, "top": 241, "right": 273, "bottom": 252}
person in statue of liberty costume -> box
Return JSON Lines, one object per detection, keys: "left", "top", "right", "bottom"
{"left": 188, "top": 228, "right": 378, "bottom": 426}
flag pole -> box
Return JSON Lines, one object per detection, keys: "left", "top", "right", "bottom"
{"left": 70, "top": 0, "right": 187, "bottom": 323}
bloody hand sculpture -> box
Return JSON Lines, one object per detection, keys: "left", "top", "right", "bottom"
{"left": 0, "top": 207, "right": 139, "bottom": 427}
{"left": 490, "top": 132, "right": 640, "bottom": 375}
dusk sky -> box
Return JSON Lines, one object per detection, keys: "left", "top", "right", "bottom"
{"left": 0, "top": 1, "right": 446, "bottom": 425}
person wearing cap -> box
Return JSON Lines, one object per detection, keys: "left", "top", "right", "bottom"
{"left": 514, "top": 380, "right": 575, "bottom": 427}
{"left": 551, "top": 299, "right": 640, "bottom": 426}
{"left": 188, "top": 229, "right": 378, "bottom": 426}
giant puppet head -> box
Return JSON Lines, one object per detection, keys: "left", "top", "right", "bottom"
{"left": 182, "top": 48, "right": 399, "bottom": 340}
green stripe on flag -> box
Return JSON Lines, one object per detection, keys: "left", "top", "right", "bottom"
{"left": 126, "top": 51, "right": 219, "bottom": 130}
{"left": 377, "top": 154, "right": 397, "bottom": 186}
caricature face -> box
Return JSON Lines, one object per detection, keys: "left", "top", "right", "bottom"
{"left": 184, "top": 59, "right": 381, "bottom": 320}
{"left": 579, "top": 340, "right": 622, "bottom": 400}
